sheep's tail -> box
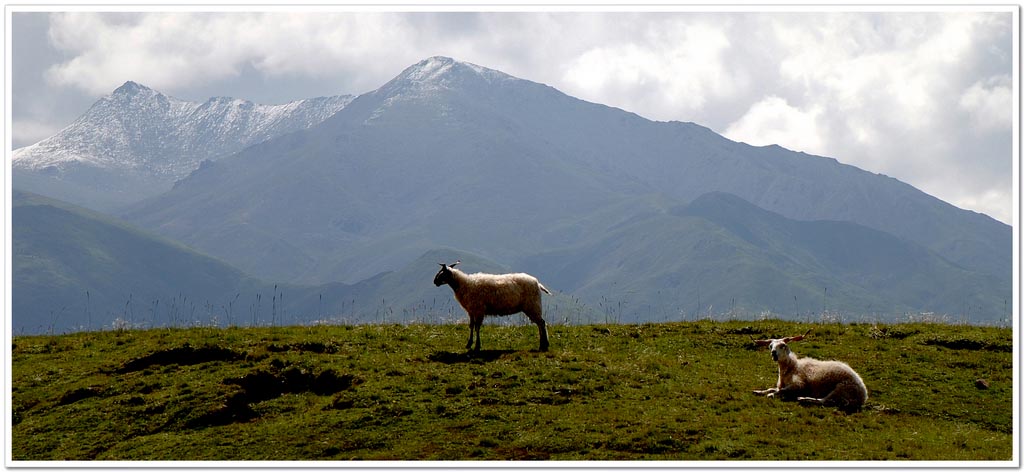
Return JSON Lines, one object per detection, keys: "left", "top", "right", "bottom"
{"left": 538, "top": 283, "right": 551, "bottom": 295}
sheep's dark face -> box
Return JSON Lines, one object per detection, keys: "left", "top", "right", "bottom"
{"left": 434, "top": 261, "right": 461, "bottom": 287}
{"left": 433, "top": 265, "right": 452, "bottom": 287}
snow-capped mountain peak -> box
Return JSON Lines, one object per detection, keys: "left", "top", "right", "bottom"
{"left": 376, "top": 56, "right": 515, "bottom": 98}
{"left": 13, "top": 82, "right": 353, "bottom": 211}
{"left": 111, "top": 80, "right": 152, "bottom": 96}
{"left": 358, "top": 56, "right": 525, "bottom": 125}
{"left": 403, "top": 56, "right": 456, "bottom": 82}
{"left": 15, "top": 83, "right": 352, "bottom": 172}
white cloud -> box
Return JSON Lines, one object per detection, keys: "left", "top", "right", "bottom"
{"left": 560, "top": 17, "right": 743, "bottom": 121}
{"left": 950, "top": 188, "right": 1013, "bottom": 225}
{"left": 723, "top": 96, "right": 827, "bottom": 155}
{"left": 28, "top": 10, "right": 1016, "bottom": 223}
{"left": 12, "top": 119, "right": 62, "bottom": 149}
{"left": 718, "top": 12, "right": 1013, "bottom": 223}
{"left": 959, "top": 75, "right": 1013, "bottom": 133}
{"left": 44, "top": 12, "right": 423, "bottom": 96}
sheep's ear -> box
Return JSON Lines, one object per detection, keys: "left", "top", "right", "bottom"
{"left": 450, "top": 260, "right": 461, "bottom": 268}
{"left": 786, "top": 329, "right": 812, "bottom": 343}
{"left": 752, "top": 338, "right": 772, "bottom": 346}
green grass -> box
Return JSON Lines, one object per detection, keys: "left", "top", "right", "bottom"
{"left": 10, "top": 320, "right": 1014, "bottom": 462}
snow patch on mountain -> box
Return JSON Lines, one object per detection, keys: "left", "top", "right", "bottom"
{"left": 13, "top": 82, "right": 353, "bottom": 180}
{"left": 363, "top": 56, "right": 521, "bottom": 125}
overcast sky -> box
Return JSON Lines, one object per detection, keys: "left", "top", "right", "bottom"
{"left": 9, "top": 8, "right": 1016, "bottom": 224}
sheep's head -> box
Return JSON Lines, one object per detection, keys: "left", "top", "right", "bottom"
{"left": 433, "top": 261, "right": 461, "bottom": 287}
{"left": 753, "top": 332, "right": 808, "bottom": 362}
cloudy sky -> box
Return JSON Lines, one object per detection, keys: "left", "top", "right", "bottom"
{"left": 9, "top": 8, "right": 1016, "bottom": 224}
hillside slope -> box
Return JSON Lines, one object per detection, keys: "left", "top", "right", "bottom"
{"left": 13, "top": 187, "right": 1006, "bottom": 333}
{"left": 12, "top": 194, "right": 581, "bottom": 333}
{"left": 11, "top": 321, "right": 1013, "bottom": 461}
{"left": 12, "top": 191, "right": 265, "bottom": 333}
{"left": 520, "top": 192, "right": 1009, "bottom": 323}
{"left": 125, "top": 56, "right": 1008, "bottom": 287}
{"left": 121, "top": 57, "right": 1010, "bottom": 324}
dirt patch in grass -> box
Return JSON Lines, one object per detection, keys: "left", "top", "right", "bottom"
{"left": 117, "top": 344, "right": 243, "bottom": 373}
{"left": 922, "top": 337, "right": 1011, "bottom": 352}
{"left": 724, "top": 325, "right": 764, "bottom": 335}
{"left": 189, "top": 366, "right": 359, "bottom": 428}
{"left": 58, "top": 386, "right": 104, "bottom": 406}
{"left": 228, "top": 367, "right": 357, "bottom": 397}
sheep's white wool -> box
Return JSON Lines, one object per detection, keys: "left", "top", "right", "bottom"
{"left": 451, "top": 271, "right": 549, "bottom": 317}
{"left": 434, "top": 263, "right": 550, "bottom": 352}
{"left": 753, "top": 336, "right": 868, "bottom": 411}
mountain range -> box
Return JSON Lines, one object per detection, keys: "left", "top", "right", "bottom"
{"left": 11, "top": 56, "right": 1012, "bottom": 332}
{"left": 13, "top": 82, "right": 352, "bottom": 212}
{"left": 13, "top": 190, "right": 594, "bottom": 333}
{"left": 521, "top": 191, "right": 1007, "bottom": 322}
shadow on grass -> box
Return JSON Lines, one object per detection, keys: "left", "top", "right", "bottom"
{"left": 427, "top": 349, "right": 519, "bottom": 364}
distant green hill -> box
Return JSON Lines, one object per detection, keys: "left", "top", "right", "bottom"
{"left": 12, "top": 193, "right": 586, "bottom": 333}
{"left": 13, "top": 190, "right": 265, "bottom": 333}
{"left": 291, "top": 247, "right": 596, "bottom": 326}
{"left": 13, "top": 189, "right": 1008, "bottom": 333}
{"left": 520, "top": 192, "right": 1009, "bottom": 324}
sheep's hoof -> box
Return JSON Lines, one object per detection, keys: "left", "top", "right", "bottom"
{"left": 797, "top": 397, "right": 824, "bottom": 405}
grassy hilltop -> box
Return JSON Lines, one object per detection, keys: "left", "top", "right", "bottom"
{"left": 10, "top": 320, "right": 1013, "bottom": 461}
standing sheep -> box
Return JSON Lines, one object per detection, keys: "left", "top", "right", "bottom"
{"left": 433, "top": 261, "right": 550, "bottom": 352}
{"left": 752, "top": 333, "right": 868, "bottom": 412}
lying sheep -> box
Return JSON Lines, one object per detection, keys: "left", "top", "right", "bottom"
{"left": 433, "top": 261, "right": 550, "bottom": 352}
{"left": 752, "top": 332, "right": 868, "bottom": 412}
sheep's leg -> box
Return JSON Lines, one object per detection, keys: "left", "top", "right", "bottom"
{"left": 798, "top": 388, "right": 837, "bottom": 405}
{"left": 465, "top": 316, "right": 477, "bottom": 351}
{"left": 757, "top": 383, "right": 803, "bottom": 400}
{"left": 770, "top": 384, "right": 807, "bottom": 401}
{"left": 470, "top": 316, "right": 483, "bottom": 352}
{"left": 474, "top": 318, "right": 483, "bottom": 352}
{"left": 525, "top": 308, "right": 549, "bottom": 352}
{"left": 800, "top": 383, "right": 862, "bottom": 411}
{"left": 536, "top": 318, "right": 549, "bottom": 352}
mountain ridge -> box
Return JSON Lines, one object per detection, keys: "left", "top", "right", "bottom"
{"left": 12, "top": 190, "right": 592, "bottom": 333}
{"left": 127, "top": 56, "right": 1008, "bottom": 283}
{"left": 12, "top": 81, "right": 354, "bottom": 212}
{"left": 12, "top": 56, "right": 1010, "bottom": 328}
{"left": 13, "top": 187, "right": 1008, "bottom": 333}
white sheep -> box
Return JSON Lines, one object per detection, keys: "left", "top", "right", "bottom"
{"left": 752, "top": 332, "right": 868, "bottom": 412}
{"left": 433, "top": 261, "right": 550, "bottom": 352}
